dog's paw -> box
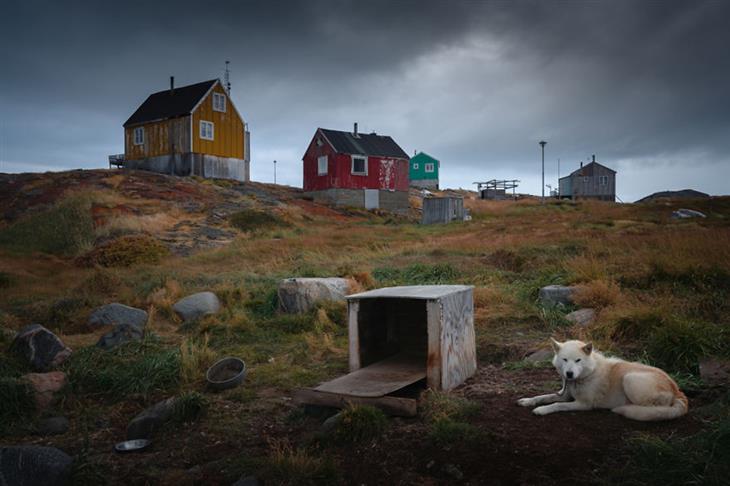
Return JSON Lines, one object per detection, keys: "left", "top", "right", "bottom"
{"left": 517, "top": 398, "right": 535, "bottom": 407}
{"left": 532, "top": 406, "right": 551, "bottom": 416}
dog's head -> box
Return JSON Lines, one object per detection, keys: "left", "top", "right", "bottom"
{"left": 550, "top": 339, "right": 596, "bottom": 382}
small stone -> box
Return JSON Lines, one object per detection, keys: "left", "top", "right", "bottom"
{"left": 524, "top": 349, "right": 553, "bottom": 363}
{"left": 11, "top": 324, "right": 72, "bottom": 371}
{"left": 88, "top": 303, "right": 148, "bottom": 329}
{"left": 277, "top": 278, "right": 351, "bottom": 314}
{"left": 36, "top": 417, "right": 69, "bottom": 436}
{"left": 442, "top": 463, "right": 463, "bottom": 480}
{"left": 172, "top": 292, "right": 221, "bottom": 323}
{"left": 96, "top": 323, "right": 144, "bottom": 350}
{"left": 699, "top": 358, "right": 730, "bottom": 387}
{"left": 21, "top": 371, "right": 67, "bottom": 411}
{"left": 126, "top": 397, "right": 176, "bottom": 440}
{"left": 320, "top": 412, "right": 343, "bottom": 435}
{"left": 0, "top": 446, "right": 73, "bottom": 486}
{"left": 672, "top": 208, "right": 706, "bottom": 219}
{"left": 565, "top": 308, "right": 596, "bottom": 327}
{"left": 538, "top": 285, "right": 576, "bottom": 307}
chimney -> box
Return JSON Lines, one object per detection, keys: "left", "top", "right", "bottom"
{"left": 592, "top": 154, "right": 596, "bottom": 162}
{"left": 353, "top": 122, "right": 358, "bottom": 137}
{"left": 170, "top": 76, "right": 175, "bottom": 95}
{"left": 580, "top": 161, "right": 583, "bottom": 168}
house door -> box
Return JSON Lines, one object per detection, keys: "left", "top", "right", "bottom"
{"left": 364, "top": 189, "right": 379, "bottom": 209}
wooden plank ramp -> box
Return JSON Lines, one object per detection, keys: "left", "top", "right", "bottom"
{"left": 293, "top": 354, "right": 424, "bottom": 417}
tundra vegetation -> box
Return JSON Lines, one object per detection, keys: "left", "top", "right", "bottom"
{"left": 0, "top": 170, "right": 729, "bottom": 484}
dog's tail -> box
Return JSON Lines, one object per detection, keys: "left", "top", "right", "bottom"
{"left": 612, "top": 392, "right": 689, "bottom": 421}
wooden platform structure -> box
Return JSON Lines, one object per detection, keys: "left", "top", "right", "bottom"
{"left": 295, "top": 285, "right": 476, "bottom": 416}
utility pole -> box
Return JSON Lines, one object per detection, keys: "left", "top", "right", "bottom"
{"left": 273, "top": 160, "right": 277, "bottom": 185}
{"left": 539, "top": 140, "right": 547, "bottom": 204}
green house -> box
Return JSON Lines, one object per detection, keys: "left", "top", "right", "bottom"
{"left": 409, "top": 151, "right": 439, "bottom": 189}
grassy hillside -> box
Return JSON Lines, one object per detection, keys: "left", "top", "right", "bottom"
{"left": 1, "top": 169, "right": 728, "bottom": 484}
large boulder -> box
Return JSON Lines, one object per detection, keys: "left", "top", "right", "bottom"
{"left": 538, "top": 285, "right": 576, "bottom": 307}
{"left": 0, "top": 446, "right": 73, "bottom": 486}
{"left": 672, "top": 208, "right": 706, "bottom": 219}
{"left": 277, "top": 278, "right": 351, "bottom": 314}
{"left": 96, "top": 323, "right": 144, "bottom": 350}
{"left": 88, "top": 303, "right": 147, "bottom": 329}
{"left": 35, "top": 416, "right": 70, "bottom": 436}
{"left": 21, "top": 371, "right": 67, "bottom": 411}
{"left": 11, "top": 324, "right": 72, "bottom": 371}
{"left": 126, "top": 397, "right": 176, "bottom": 440}
{"left": 172, "top": 292, "right": 221, "bottom": 323}
{"left": 565, "top": 308, "right": 596, "bottom": 327}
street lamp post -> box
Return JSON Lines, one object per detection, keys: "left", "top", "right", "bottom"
{"left": 539, "top": 141, "right": 547, "bottom": 204}
{"left": 274, "top": 160, "right": 277, "bottom": 185}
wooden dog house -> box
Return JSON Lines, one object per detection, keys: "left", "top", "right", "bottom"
{"left": 295, "top": 285, "right": 476, "bottom": 416}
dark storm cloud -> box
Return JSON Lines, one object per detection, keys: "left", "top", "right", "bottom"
{"left": 1, "top": 0, "right": 729, "bottom": 201}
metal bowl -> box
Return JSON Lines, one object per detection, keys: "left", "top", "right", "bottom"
{"left": 114, "top": 439, "right": 151, "bottom": 453}
{"left": 206, "top": 357, "right": 246, "bottom": 391}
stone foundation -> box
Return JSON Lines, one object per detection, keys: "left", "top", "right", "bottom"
{"left": 306, "top": 188, "right": 409, "bottom": 214}
{"left": 123, "top": 153, "right": 249, "bottom": 182}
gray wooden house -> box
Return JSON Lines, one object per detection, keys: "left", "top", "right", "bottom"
{"left": 559, "top": 156, "right": 616, "bottom": 201}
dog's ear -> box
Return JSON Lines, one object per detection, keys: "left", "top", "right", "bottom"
{"left": 582, "top": 342, "right": 593, "bottom": 355}
{"left": 550, "top": 338, "right": 562, "bottom": 354}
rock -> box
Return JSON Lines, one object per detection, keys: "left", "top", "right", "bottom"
{"left": 21, "top": 371, "right": 67, "bottom": 411}
{"left": 126, "top": 397, "right": 176, "bottom": 440}
{"left": 172, "top": 292, "right": 221, "bottom": 322}
{"left": 232, "top": 475, "right": 260, "bottom": 486}
{"left": 36, "top": 417, "right": 69, "bottom": 436}
{"left": 524, "top": 349, "right": 553, "bottom": 363}
{"left": 96, "top": 323, "right": 144, "bottom": 350}
{"left": 0, "top": 446, "right": 73, "bottom": 486}
{"left": 699, "top": 358, "right": 730, "bottom": 387}
{"left": 10, "top": 324, "right": 72, "bottom": 371}
{"left": 277, "top": 278, "right": 350, "bottom": 314}
{"left": 538, "top": 285, "right": 576, "bottom": 307}
{"left": 672, "top": 208, "right": 706, "bottom": 219}
{"left": 320, "top": 412, "right": 343, "bottom": 435}
{"left": 442, "top": 463, "right": 464, "bottom": 480}
{"left": 88, "top": 303, "right": 147, "bottom": 329}
{"left": 565, "top": 308, "right": 596, "bottom": 327}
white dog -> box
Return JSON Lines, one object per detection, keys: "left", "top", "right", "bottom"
{"left": 517, "top": 339, "right": 688, "bottom": 421}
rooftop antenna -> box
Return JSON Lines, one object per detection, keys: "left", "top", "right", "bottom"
{"left": 224, "top": 60, "right": 231, "bottom": 95}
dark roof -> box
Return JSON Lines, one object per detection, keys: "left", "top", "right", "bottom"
{"left": 568, "top": 161, "right": 616, "bottom": 177}
{"left": 319, "top": 128, "right": 409, "bottom": 159}
{"left": 124, "top": 79, "right": 218, "bottom": 127}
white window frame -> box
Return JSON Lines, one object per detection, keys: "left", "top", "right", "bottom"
{"left": 413, "top": 162, "right": 419, "bottom": 170}
{"left": 583, "top": 176, "right": 589, "bottom": 183}
{"left": 425, "top": 162, "right": 435, "bottom": 173}
{"left": 212, "top": 92, "right": 226, "bottom": 112}
{"left": 133, "top": 126, "right": 144, "bottom": 146}
{"left": 599, "top": 175, "right": 608, "bottom": 186}
{"left": 200, "top": 120, "right": 214, "bottom": 141}
{"left": 351, "top": 155, "right": 368, "bottom": 176}
{"left": 317, "top": 155, "right": 328, "bottom": 175}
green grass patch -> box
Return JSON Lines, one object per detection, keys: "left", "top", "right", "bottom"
{"left": 420, "top": 390, "right": 481, "bottom": 423}
{"left": 646, "top": 320, "right": 714, "bottom": 374}
{"left": 332, "top": 404, "right": 388, "bottom": 443}
{"left": 0, "top": 271, "right": 16, "bottom": 288}
{"left": 171, "top": 391, "right": 207, "bottom": 423}
{"left": 428, "top": 418, "right": 483, "bottom": 448}
{"left": 0, "top": 377, "right": 35, "bottom": 432}
{"left": 372, "top": 262, "right": 459, "bottom": 285}
{"left": 230, "top": 209, "right": 287, "bottom": 233}
{"left": 78, "top": 234, "right": 169, "bottom": 267}
{"left": 249, "top": 441, "right": 340, "bottom": 486}
{"left": 0, "top": 195, "right": 95, "bottom": 256}
{"left": 65, "top": 340, "right": 180, "bottom": 399}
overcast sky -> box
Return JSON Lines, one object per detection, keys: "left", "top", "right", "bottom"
{"left": 1, "top": 0, "right": 729, "bottom": 201}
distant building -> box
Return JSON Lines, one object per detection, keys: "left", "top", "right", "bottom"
{"left": 559, "top": 156, "right": 616, "bottom": 201}
{"left": 114, "top": 78, "right": 250, "bottom": 181}
{"left": 302, "top": 124, "right": 410, "bottom": 213}
{"left": 421, "top": 197, "right": 465, "bottom": 224}
{"left": 409, "top": 152, "right": 439, "bottom": 189}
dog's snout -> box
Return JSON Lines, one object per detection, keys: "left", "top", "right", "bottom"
{"left": 566, "top": 371, "right": 574, "bottom": 379}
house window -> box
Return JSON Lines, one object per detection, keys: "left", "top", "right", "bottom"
{"left": 583, "top": 176, "right": 589, "bottom": 183}
{"left": 413, "top": 163, "right": 419, "bottom": 170}
{"left": 599, "top": 175, "right": 608, "bottom": 186}
{"left": 317, "top": 155, "right": 328, "bottom": 175}
{"left": 213, "top": 93, "right": 226, "bottom": 112}
{"left": 425, "top": 163, "right": 435, "bottom": 173}
{"left": 133, "top": 127, "right": 144, "bottom": 145}
{"left": 200, "top": 121, "right": 214, "bottom": 141}
{"left": 316, "top": 138, "right": 324, "bottom": 147}
{"left": 351, "top": 155, "right": 367, "bottom": 175}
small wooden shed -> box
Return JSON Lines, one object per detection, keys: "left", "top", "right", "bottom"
{"left": 421, "top": 197, "right": 465, "bottom": 224}
{"left": 295, "top": 285, "right": 476, "bottom": 416}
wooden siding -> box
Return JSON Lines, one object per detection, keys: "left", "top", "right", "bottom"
{"left": 124, "top": 116, "right": 191, "bottom": 160}
{"left": 571, "top": 164, "right": 615, "bottom": 201}
{"left": 192, "top": 84, "right": 245, "bottom": 159}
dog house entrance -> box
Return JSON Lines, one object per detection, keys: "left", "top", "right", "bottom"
{"left": 295, "top": 285, "right": 476, "bottom": 416}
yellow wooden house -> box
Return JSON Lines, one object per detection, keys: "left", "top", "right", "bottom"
{"left": 116, "top": 77, "right": 250, "bottom": 181}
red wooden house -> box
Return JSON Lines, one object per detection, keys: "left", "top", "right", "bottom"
{"left": 302, "top": 124, "right": 410, "bottom": 213}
